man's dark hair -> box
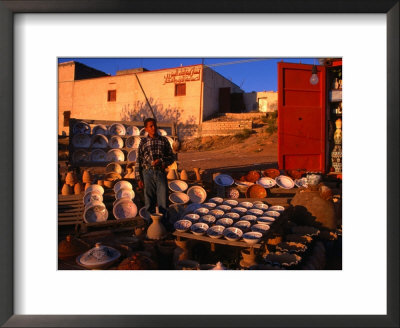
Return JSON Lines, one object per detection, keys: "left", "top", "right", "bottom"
{"left": 144, "top": 117, "right": 157, "bottom": 127}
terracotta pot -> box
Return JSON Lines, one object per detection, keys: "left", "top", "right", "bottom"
{"left": 124, "top": 168, "right": 133, "bottom": 179}
{"left": 167, "top": 169, "right": 177, "bottom": 180}
{"left": 103, "top": 180, "right": 114, "bottom": 189}
{"left": 180, "top": 169, "right": 188, "bottom": 181}
{"left": 97, "top": 180, "right": 104, "bottom": 186}
{"left": 74, "top": 182, "right": 83, "bottom": 194}
{"left": 82, "top": 170, "right": 92, "bottom": 183}
{"left": 146, "top": 214, "right": 167, "bottom": 240}
{"left": 193, "top": 167, "right": 202, "bottom": 181}
{"left": 58, "top": 235, "right": 89, "bottom": 260}
{"left": 84, "top": 183, "right": 91, "bottom": 191}
{"left": 65, "top": 171, "right": 77, "bottom": 186}
{"left": 61, "top": 183, "right": 73, "bottom": 195}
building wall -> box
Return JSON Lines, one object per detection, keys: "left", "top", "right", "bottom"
{"left": 202, "top": 67, "right": 243, "bottom": 120}
{"left": 243, "top": 91, "right": 278, "bottom": 113}
{"left": 58, "top": 63, "right": 204, "bottom": 136}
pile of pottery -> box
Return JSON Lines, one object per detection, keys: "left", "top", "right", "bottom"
{"left": 168, "top": 178, "right": 207, "bottom": 206}
{"left": 112, "top": 181, "right": 137, "bottom": 220}
{"left": 83, "top": 185, "right": 108, "bottom": 223}
{"left": 61, "top": 171, "right": 88, "bottom": 195}
{"left": 174, "top": 198, "right": 285, "bottom": 245}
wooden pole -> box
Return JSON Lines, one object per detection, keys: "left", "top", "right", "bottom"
{"left": 134, "top": 73, "right": 156, "bottom": 119}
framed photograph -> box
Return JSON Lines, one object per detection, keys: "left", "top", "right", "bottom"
{"left": 0, "top": 1, "right": 398, "bottom": 327}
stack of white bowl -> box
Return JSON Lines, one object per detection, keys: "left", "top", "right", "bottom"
{"left": 83, "top": 185, "right": 108, "bottom": 223}
{"left": 113, "top": 181, "right": 137, "bottom": 220}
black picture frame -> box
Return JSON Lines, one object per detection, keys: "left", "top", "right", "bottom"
{"left": 0, "top": 1, "right": 398, "bottom": 327}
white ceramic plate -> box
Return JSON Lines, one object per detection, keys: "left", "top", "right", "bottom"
{"left": 108, "top": 136, "right": 124, "bottom": 149}
{"left": 125, "top": 136, "right": 141, "bottom": 149}
{"left": 169, "top": 192, "right": 190, "bottom": 204}
{"left": 83, "top": 191, "right": 103, "bottom": 205}
{"left": 257, "top": 216, "right": 276, "bottom": 225}
{"left": 203, "top": 202, "right": 217, "bottom": 209}
{"left": 114, "top": 181, "right": 133, "bottom": 193}
{"left": 168, "top": 180, "right": 188, "bottom": 192}
{"left": 126, "top": 125, "right": 140, "bottom": 136}
{"left": 139, "top": 206, "right": 151, "bottom": 222}
{"left": 72, "top": 133, "right": 91, "bottom": 148}
{"left": 90, "top": 134, "right": 109, "bottom": 148}
{"left": 92, "top": 124, "right": 108, "bottom": 135}
{"left": 109, "top": 123, "right": 126, "bottom": 136}
{"left": 193, "top": 207, "right": 209, "bottom": 216}
{"left": 275, "top": 175, "right": 295, "bottom": 189}
{"left": 72, "top": 121, "right": 91, "bottom": 135}
{"left": 116, "top": 188, "right": 135, "bottom": 200}
{"left": 241, "top": 214, "right": 257, "bottom": 222}
{"left": 127, "top": 149, "right": 137, "bottom": 162}
{"left": 106, "top": 149, "right": 125, "bottom": 162}
{"left": 85, "top": 184, "right": 104, "bottom": 195}
{"left": 214, "top": 174, "right": 234, "bottom": 186}
{"left": 90, "top": 149, "right": 107, "bottom": 162}
{"left": 186, "top": 186, "right": 207, "bottom": 204}
{"left": 72, "top": 150, "right": 90, "bottom": 163}
{"left": 231, "top": 207, "right": 247, "bottom": 216}
{"left": 77, "top": 244, "right": 120, "bottom": 269}
{"left": 256, "top": 177, "right": 276, "bottom": 188}
{"left": 113, "top": 199, "right": 138, "bottom": 220}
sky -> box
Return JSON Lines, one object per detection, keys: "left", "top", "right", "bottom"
{"left": 58, "top": 57, "right": 317, "bottom": 92}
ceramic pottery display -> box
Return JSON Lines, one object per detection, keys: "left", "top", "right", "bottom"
{"left": 74, "top": 182, "right": 83, "bottom": 195}
{"left": 61, "top": 183, "right": 73, "bottom": 195}
{"left": 72, "top": 121, "right": 91, "bottom": 135}
{"left": 106, "top": 149, "right": 125, "bottom": 162}
{"left": 108, "top": 136, "right": 124, "bottom": 149}
{"left": 92, "top": 124, "right": 108, "bottom": 135}
{"left": 214, "top": 174, "right": 234, "bottom": 186}
{"left": 113, "top": 199, "right": 138, "bottom": 220}
{"left": 106, "top": 162, "right": 123, "bottom": 175}
{"left": 263, "top": 168, "right": 280, "bottom": 179}
{"left": 114, "top": 180, "right": 133, "bottom": 193}
{"left": 147, "top": 213, "right": 167, "bottom": 240}
{"left": 82, "top": 170, "right": 92, "bottom": 183}
{"left": 126, "top": 125, "right": 140, "bottom": 136}
{"left": 226, "top": 187, "right": 240, "bottom": 199}
{"left": 76, "top": 243, "right": 120, "bottom": 270}
{"left": 65, "top": 171, "right": 77, "bottom": 186}
{"left": 83, "top": 201, "right": 108, "bottom": 223}
{"left": 168, "top": 180, "right": 188, "bottom": 192}
{"left": 186, "top": 186, "right": 207, "bottom": 203}
{"left": 125, "top": 136, "right": 141, "bottom": 149}
{"left": 90, "top": 135, "right": 108, "bottom": 149}
{"left": 246, "top": 184, "right": 267, "bottom": 198}
{"left": 167, "top": 169, "right": 177, "bottom": 180}
{"left": 109, "top": 123, "right": 126, "bottom": 136}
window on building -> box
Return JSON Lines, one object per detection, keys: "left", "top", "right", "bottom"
{"left": 175, "top": 83, "right": 186, "bottom": 96}
{"left": 108, "top": 90, "right": 116, "bottom": 102}
{"left": 63, "top": 111, "right": 71, "bottom": 127}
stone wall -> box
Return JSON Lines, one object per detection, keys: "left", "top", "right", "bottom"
{"left": 200, "top": 120, "right": 252, "bottom": 136}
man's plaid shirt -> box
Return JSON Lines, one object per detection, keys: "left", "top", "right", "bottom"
{"left": 135, "top": 134, "right": 175, "bottom": 181}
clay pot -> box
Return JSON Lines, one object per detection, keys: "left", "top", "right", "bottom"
{"left": 74, "top": 182, "right": 84, "bottom": 194}
{"left": 167, "top": 169, "right": 177, "bottom": 180}
{"left": 103, "top": 180, "right": 114, "bottom": 189}
{"left": 124, "top": 168, "right": 133, "bottom": 179}
{"left": 61, "top": 183, "right": 73, "bottom": 195}
{"left": 246, "top": 170, "right": 261, "bottom": 183}
{"left": 146, "top": 213, "right": 167, "bottom": 240}
{"left": 65, "top": 171, "right": 77, "bottom": 186}
{"left": 180, "top": 169, "right": 188, "bottom": 181}
{"left": 58, "top": 235, "right": 89, "bottom": 260}
{"left": 193, "top": 167, "right": 202, "bottom": 181}
{"left": 84, "top": 183, "right": 91, "bottom": 191}
{"left": 97, "top": 180, "right": 104, "bottom": 186}
{"left": 82, "top": 170, "right": 92, "bottom": 183}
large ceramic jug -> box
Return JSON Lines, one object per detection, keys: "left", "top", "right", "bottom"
{"left": 146, "top": 213, "right": 167, "bottom": 240}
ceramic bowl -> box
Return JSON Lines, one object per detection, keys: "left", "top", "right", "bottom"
{"left": 223, "top": 199, "right": 238, "bottom": 207}
{"left": 200, "top": 214, "right": 216, "bottom": 225}
{"left": 113, "top": 196, "right": 131, "bottom": 208}
{"left": 104, "top": 172, "right": 122, "bottom": 182}
{"left": 238, "top": 201, "right": 253, "bottom": 209}
{"left": 216, "top": 217, "right": 233, "bottom": 228}
{"left": 126, "top": 125, "right": 140, "bottom": 136}
{"left": 275, "top": 175, "right": 295, "bottom": 189}
{"left": 169, "top": 192, "right": 190, "bottom": 205}
{"left": 223, "top": 227, "right": 243, "bottom": 241}
{"left": 105, "top": 162, "right": 123, "bottom": 175}
{"left": 246, "top": 184, "right": 267, "bottom": 198}
{"left": 113, "top": 180, "right": 133, "bottom": 193}
{"left": 209, "top": 197, "right": 223, "bottom": 205}
{"left": 263, "top": 168, "right": 280, "bottom": 179}
{"left": 206, "top": 225, "right": 225, "bottom": 239}
{"left": 216, "top": 204, "right": 231, "bottom": 212}
{"left": 265, "top": 210, "right": 280, "bottom": 217}
{"left": 168, "top": 180, "right": 188, "bottom": 192}
{"left": 83, "top": 201, "right": 108, "bottom": 223}
{"left": 256, "top": 177, "right": 276, "bottom": 188}
{"left": 268, "top": 205, "right": 285, "bottom": 212}
{"left": 253, "top": 203, "right": 269, "bottom": 211}
{"left": 214, "top": 174, "right": 234, "bottom": 187}
{"left": 92, "top": 124, "right": 108, "bottom": 135}
{"left": 183, "top": 213, "right": 200, "bottom": 223}
{"left": 72, "top": 121, "right": 91, "bottom": 135}
{"left": 113, "top": 199, "right": 138, "bottom": 220}
{"left": 127, "top": 149, "right": 137, "bottom": 162}
{"left": 72, "top": 133, "right": 91, "bottom": 148}
{"left": 174, "top": 219, "right": 192, "bottom": 232}
{"left": 108, "top": 136, "right": 124, "bottom": 149}
{"left": 202, "top": 202, "right": 217, "bottom": 209}
{"left": 251, "top": 223, "right": 271, "bottom": 235}
{"left": 125, "top": 136, "right": 141, "bottom": 149}
{"left": 90, "top": 134, "right": 109, "bottom": 148}
{"left": 106, "top": 149, "right": 125, "bottom": 162}
{"left": 190, "top": 222, "right": 209, "bottom": 236}
{"left": 209, "top": 209, "right": 225, "bottom": 219}
{"left": 72, "top": 150, "right": 90, "bottom": 163}
{"left": 83, "top": 191, "right": 103, "bottom": 205}
{"left": 306, "top": 172, "right": 322, "bottom": 186}
{"left": 287, "top": 169, "right": 306, "bottom": 180}
{"left": 257, "top": 216, "right": 276, "bottom": 225}
{"left": 116, "top": 188, "right": 135, "bottom": 200}
{"left": 241, "top": 214, "right": 257, "bottom": 222}
{"left": 76, "top": 243, "right": 120, "bottom": 270}
{"left": 294, "top": 177, "right": 308, "bottom": 188}
{"left": 231, "top": 207, "right": 247, "bottom": 216}
{"left": 85, "top": 184, "right": 104, "bottom": 195}
{"left": 90, "top": 149, "right": 107, "bottom": 162}
{"left": 186, "top": 186, "right": 207, "bottom": 204}
{"left": 193, "top": 207, "right": 209, "bottom": 216}
{"left": 109, "top": 123, "right": 126, "bottom": 136}
{"left": 224, "top": 212, "right": 240, "bottom": 220}
{"left": 234, "top": 220, "right": 251, "bottom": 231}
{"left": 247, "top": 208, "right": 264, "bottom": 217}
{"left": 245, "top": 170, "right": 261, "bottom": 183}
{"left": 243, "top": 231, "right": 263, "bottom": 245}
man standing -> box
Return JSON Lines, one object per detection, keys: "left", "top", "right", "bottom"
{"left": 135, "top": 118, "right": 175, "bottom": 223}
